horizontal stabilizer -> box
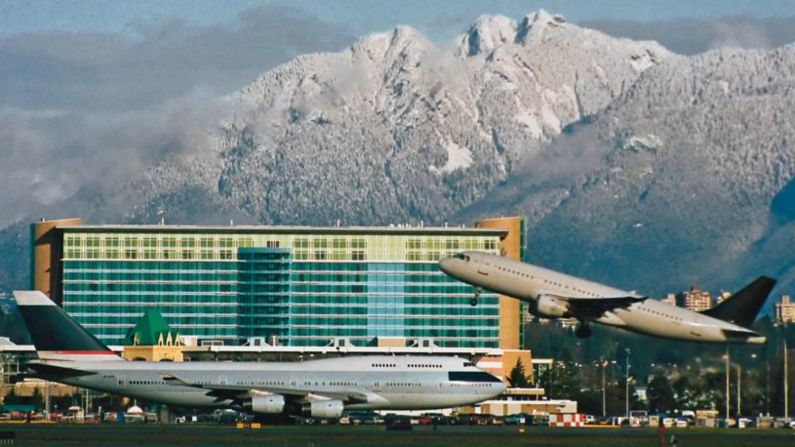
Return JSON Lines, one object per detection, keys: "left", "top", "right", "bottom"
{"left": 701, "top": 276, "right": 776, "bottom": 328}
{"left": 26, "top": 362, "right": 96, "bottom": 379}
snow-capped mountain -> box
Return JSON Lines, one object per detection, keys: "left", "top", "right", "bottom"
{"left": 127, "top": 10, "right": 668, "bottom": 226}
{"left": 2, "top": 11, "right": 795, "bottom": 305}
{"left": 457, "top": 44, "right": 795, "bottom": 296}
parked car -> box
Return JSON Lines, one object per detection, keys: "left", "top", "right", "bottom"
{"left": 504, "top": 414, "right": 527, "bottom": 425}
{"left": 422, "top": 413, "right": 451, "bottom": 425}
{"left": 347, "top": 411, "right": 384, "bottom": 425}
{"left": 385, "top": 415, "right": 412, "bottom": 431}
{"left": 737, "top": 418, "right": 753, "bottom": 429}
{"left": 454, "top": 414, "right": 490, "bottom": 426}
{"left": 415, "top": 416, "right": 432, "bottom": 425}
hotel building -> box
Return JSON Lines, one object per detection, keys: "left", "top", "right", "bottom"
{"left": 31, "top": 217, "right": 526, "bottom": 349}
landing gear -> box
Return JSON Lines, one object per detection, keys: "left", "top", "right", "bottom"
{"left": 575, "top": 321, "right": 592, "bottom": 339}
{"left": 470, "top": 287, "right": 482, "bottom": 307}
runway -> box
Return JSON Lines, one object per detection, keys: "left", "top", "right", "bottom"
{"left": 9, "top": 424, "right": 795, "bottom": 447}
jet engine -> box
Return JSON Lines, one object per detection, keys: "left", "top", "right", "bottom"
{"left": 249, "top": 394, "right": 285, "bottom": 414}
{"left": 532, "top": 295, "right": 571, "bottom": 318}
{"left": 309, "top": 400, "right": 344, "bottom": 419}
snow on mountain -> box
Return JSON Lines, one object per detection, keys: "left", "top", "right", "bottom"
{"left": 5, "top": 11, "right": 795, "bottom": 303}
{"left": 457, "top": 44, "right": 795, "bottom": 297}
{"left": 126, "top": 12, "right": 669, "bottom": 226}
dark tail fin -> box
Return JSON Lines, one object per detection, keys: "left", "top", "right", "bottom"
{"left": 700, "top": 276, "right": 777, "bottom": 328}
{"left": 13, "top": 291, "right": 120, "bottom": 361}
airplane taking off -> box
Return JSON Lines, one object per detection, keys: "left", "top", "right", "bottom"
{"left": 439, "top": 252, "right": 776, "bottom": 344}
{"left": 13, "top": 291, "right": 505, "bottom": 418}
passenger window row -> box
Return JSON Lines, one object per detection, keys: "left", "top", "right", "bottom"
{"left": 130, "top": 380, "right": 164, "bottom": 385}
{"left": 640, "top": 307, "right": 682, "bottom": 321}
{"left": 496, "top": 265, "right": 601, "bottom": 298}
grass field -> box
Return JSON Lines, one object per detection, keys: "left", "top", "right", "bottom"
{"left": 7, "top": 424, "right": 795, "bottom": 447}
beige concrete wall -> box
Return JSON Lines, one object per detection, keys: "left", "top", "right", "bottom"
{"left": 478, "top": 349, "right": 533, "bottom": 383}
{"left": 122, "top": 346, "right": 184, "bottom": 362}
{"left": 32, "top": 218, "right": 81, "bottom": 305}
{"left": 375, "top": 337, "right": 406, "bottom": 348}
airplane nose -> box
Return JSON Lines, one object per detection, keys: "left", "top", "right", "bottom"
{"left": 490, "top": 382, "right": 507, "bottom": 398}
{"left": 439, "top": 257, "right": 453, "bottom": 274}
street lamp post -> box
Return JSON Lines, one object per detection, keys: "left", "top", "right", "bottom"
{"left": 625, "top": 348, "right": 631, "bottom": 419}
{"left": 776, "top": 324, "right": 790, "bottom": 419}
{"left": 725, "top": 346, "right": 730, "bottom": 420}
{"left": 737, "top": 362, "right": 741, "bottom": 417}
{"left": 785, "top": 332, "right": 789, "bottom": 419}
{"left": 601, "top": 359, "right": 607, "bottom": 418}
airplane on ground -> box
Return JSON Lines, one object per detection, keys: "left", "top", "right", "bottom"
{"left": 12, "top": 291, "right": 505, "bottom": 418}
{"left": 439, "top": 251, "right": 776, "bottom": 344}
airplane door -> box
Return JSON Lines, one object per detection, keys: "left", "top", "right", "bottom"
{"left": 218, "top": 375, "right": 228, "bottom": 386}
{"left": 687, "top": 322, "right": 703, "bottom": 338}
{"left": 478, "top": 262, "right": 489, "bottom": 275}
{"left": 372, "top": 381, "right": 382, "bottom": 392}
{"left": 117, "top": 375, "right": 127, "bottom": 390}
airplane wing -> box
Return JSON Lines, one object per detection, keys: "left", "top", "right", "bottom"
{"left": 26, "top": 361, "right": 97, "bottom": 379}
{"left": 161, "top": 373, "right": 380, "bottom": 405}
{"left": 563, "top": 296, "right": 646, "bottom": 319}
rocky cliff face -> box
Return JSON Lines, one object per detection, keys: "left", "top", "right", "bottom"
{"left": 127, "top": 11, "right": 668, "bottom": 226}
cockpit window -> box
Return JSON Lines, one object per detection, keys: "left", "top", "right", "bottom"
{"left": 453, "top": 253, "right": 470, "bottom": 262}
{"left": 448, "top": 371, "right": 502, "bottom": 383}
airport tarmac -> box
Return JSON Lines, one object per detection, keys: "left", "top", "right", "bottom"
{"left": 8, "top": 424, "right": 795, "bottom": 447}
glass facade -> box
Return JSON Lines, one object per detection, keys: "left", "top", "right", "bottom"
{"left": 60, "top": 228, "right": 503, "bottom": 347}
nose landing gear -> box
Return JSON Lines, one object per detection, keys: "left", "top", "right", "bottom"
{"left": 469, "top": 287, "right": 482, "bottom": 307}
{"left": 575, "top": 321, "right": 592, "bottom": 339}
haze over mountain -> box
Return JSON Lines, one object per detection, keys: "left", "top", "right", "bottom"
{"left": 1, "top": 10, "right": 794, "bottom": 310}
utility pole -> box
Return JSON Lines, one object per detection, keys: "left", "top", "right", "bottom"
{"left": 601, "top": 359, "right": 607, "bottom": 418}
{"left": 725, "top": 346, "right": 730, "bottom": 420}
{"left": 765, "top": 354, "right": 770, "bottom": 416}
{"left": 625, "top": 348, "right": 631, "bottom": 419}
{"left": 785, "top": 333, "right": 789, "bottom": 419}
{"left": 736, "top": 363, "right": 741, "bottom": 416}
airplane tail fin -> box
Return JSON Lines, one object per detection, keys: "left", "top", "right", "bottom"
{"left": 700, "top": 276, "right": 777, "bottom": 328}
{"left": 13, "top": 291, "right": 121, "bottom": 362}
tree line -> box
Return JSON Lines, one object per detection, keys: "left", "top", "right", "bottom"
{"left": 515, "top": 316, "right": 795, "bottom": 417}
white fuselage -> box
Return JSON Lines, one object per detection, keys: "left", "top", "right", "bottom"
{"left": 439, "top": 251, "right": 765, "bottom": 344}
{"left": 35, "top": 355, "right": 505, "bottom": 411}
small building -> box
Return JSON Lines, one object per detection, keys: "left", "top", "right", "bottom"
{"left": 122, "top": 310, "right": 183, "bottom": 362}
{"left": 475, "top": 389, "right": 577, "bottom": 416}
{"left": 776, "top": 295, "right": 795, "bottom": 325}
{"left": 678, "top": 286, "right": 712, "bottom": 312}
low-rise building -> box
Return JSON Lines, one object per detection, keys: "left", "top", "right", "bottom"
{"left": 678, "top": 286, "right": 712, "bottom": 312}
{"left": 776, "top": 295, "right": 795, "bottom": 325}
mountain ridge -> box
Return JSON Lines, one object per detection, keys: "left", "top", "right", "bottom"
{"left": 1, "top": 11, "right": 793, "bottom": 310}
